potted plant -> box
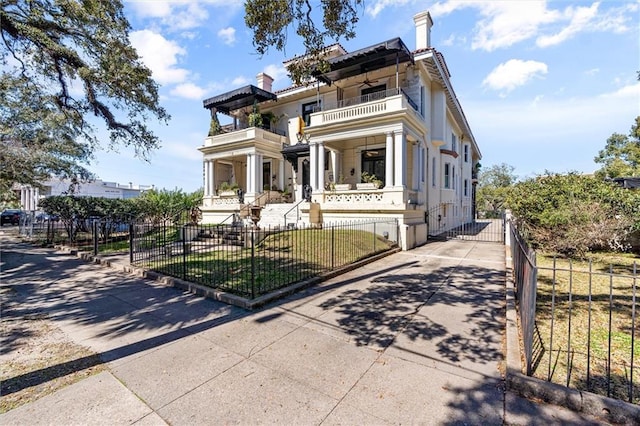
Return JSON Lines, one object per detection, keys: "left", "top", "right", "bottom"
{"left": 218, "top": 182, "right": 239, "bottom": 196}
{"left": 357, "top": 172, "right": 382, "bottom": 189}
{"left": 208, "top": 108, "right": 222, "bottom": 136}
{"left": 334, "top": 174, "right": 352, "bottom": 191}
{"left": 248, "top": 101, "right": 263, "bottom": 128}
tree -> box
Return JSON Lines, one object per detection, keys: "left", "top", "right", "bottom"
{"left": 134, "top": 188, "right": 203, "bottom": 225}
{"left": 476, "top": 163, "right": 517, "bottom": 218}
{"left": 506, "top": 172, "right": 640, "bottom": 256}
{"left": 594, "top": 116, "right": 640, "bottom": 178}
{"left": 1, "top": 0, "right": 169, "bottom": 192}
{"left": 244, "top": 0, "right": 363, "bottom": 84}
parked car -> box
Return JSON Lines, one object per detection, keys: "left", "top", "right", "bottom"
{"left": 35, "top": 212, "right": 60, "bottom": 222}
{"left": 1, "top": 209, "right": 24, "bottom": 226}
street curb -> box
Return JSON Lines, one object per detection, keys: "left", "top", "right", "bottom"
{"left": 62, "top": 246, "right": 401, "bottom": 311}
{"left": 504, "top": 244, "right": 640, "bottom": 425}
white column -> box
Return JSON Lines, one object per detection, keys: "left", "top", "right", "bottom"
{"left": 310, "top": 142, "right": 318, "bottom": 191}
{"left": 20, "top": 187, "right": 26, "bottom": 210}
{"left": 246, "top": 154, "right": 254, "bottom": 193}
{"left": 394, "top": 130, "right": 406, "bottom": 188}
{"left": 412, "top": 144, "right": 419, "bottom": 190}
{"left": 209, "top": 161, "right": 215, "bottom": 196}
{"left": 317, "top": 142, "right": 325, "bottom": 191}
{"left": 385, "top": 132, "right": 394, "bottom": 188}
{"left": 203, "top": 161, "right": 210, "bottom": 196}
{"left": 278, "top": 159, "right": 285, "bottom": 191}
{"left": 330, "top": 150, "right": 338, "bottom": 182}
{"left": 256, "top": 154, "right": 263, "bottom": 193}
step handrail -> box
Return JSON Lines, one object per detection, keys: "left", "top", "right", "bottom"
{"left": 283, "top": 199, "right": 306, "bottom": 228}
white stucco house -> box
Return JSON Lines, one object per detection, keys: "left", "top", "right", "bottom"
{"left": 199, "top": 10, "right": 481, "bottom": 250}
{"left": 13, "top": 179, "right": 153, "bottom": 212}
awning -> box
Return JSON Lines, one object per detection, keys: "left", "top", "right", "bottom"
{"left": 281, "top": 143, "right": 310, "bottom": 172}
{"left": 203, "top": 85, "right": 277, "bottom": 114}
{"left": 312, "top": 37, "right": 413, "bottom": 85}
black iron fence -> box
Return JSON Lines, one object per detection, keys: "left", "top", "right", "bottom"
{"left": 427, "top": 205, "right": 505, "bottom": 243}
{"left": 19, "top": 212, "right": 133, "bottom": 255}
{"left": 509, "top": 218, "right": 640, "bottom": 404}
{"left": 130, "top": 219, "right": 399, "bottom": 299}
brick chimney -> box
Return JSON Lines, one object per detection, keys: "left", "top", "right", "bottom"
{"left": 413, "top": 11, "right": 433, "bottom": 50}
{"left": 256, "top": 72, "right": 274, "bottom": 93}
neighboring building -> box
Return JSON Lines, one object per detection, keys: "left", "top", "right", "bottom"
{"left": 13, "top": 179, "right": 153, "bottom": 211}
{"left": 612, "top": 177, "right": 640, "bottom": 189}
{"left": 199, "top": 10, "right": 481, "bottom": 250}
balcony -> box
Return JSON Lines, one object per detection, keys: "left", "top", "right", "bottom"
{"left": 309, "top": 88, "right": 422, "bottom": 128}
{"left": 204, "top": 126, "right": 287, "bottom": 149}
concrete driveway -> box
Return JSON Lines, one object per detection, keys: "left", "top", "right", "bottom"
{"left": 0, "top": 230, "right": 604, "bottom": 425}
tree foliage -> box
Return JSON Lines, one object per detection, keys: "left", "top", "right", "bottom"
{"left": 507, "top": 172, "right": 640, "bottom": 256}
{"left": 594, "top": 116, "right": 640, "bottom": 178}
{"left": 476, "top": 163, "right": 517, "bottom": 218}
{"left": 1, "top": 0, "right": 169, "bottom": 192}
{"left": 134, "top": 188, "right": 203, "bottom": 225}
{"left": 244, "top": 0, "right": 363, "bottom": 83}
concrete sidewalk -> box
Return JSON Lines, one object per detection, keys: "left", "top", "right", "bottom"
{"left": 1, "top": 231, "right": 607, "bottom": 425}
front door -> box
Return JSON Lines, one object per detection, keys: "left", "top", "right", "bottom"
{"left": 302, "top": 158, "right": 310, "bottom": 187}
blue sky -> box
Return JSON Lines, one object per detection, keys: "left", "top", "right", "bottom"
{"left": 89, "top": 0, "right": 640, "bottom": 191}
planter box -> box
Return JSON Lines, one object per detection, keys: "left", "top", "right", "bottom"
{"left": 334, "top": 184, "right": 352, "bottom": 191}
{"left": 356, "top": 182, "right": 381, "bottom": 190}
{"left": 219, "top": 190, "right": 237, "bottom": 196}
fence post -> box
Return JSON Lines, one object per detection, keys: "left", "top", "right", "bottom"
{"left": 129, "top": 222, "right": 134, "bottom": 264}
{"left": 182, "top": 225, "right": 187, "bottom": 280}
{"left": 251, "top": 230, "right": 256, "bottom": 299}
{"left": 331, "top": 225, "right": 335, "bottom": 270}
{"left": 373, "top": 222, "right": 377, "bottom": 252}
{"left": 93, "top": 220, "right": 98, "bottom": 256}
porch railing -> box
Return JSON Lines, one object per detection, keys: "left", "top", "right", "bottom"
{"left": 316, "top": 88, "right": 419, "bottom": 113}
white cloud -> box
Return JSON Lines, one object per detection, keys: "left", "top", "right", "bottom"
{"left": 428, "top": 1, "right": 635, "bottom": 52}
{"left": 170, "top": 82, "right": 207, "bottom": 100}
{"left": 263, "top": 64, "right": 288, "bottom": 85}
{"left": 536, "top": 2, "right": 599, "bottom": 47}
{"left": 600, "top": 82, "right": 640, "bottom": 99}
{"left": 231, "top": 76, "right": 250, "bottom": 86}
{"left": 129, "top": 1, "right": 241, "bottom": 30}
{"left": 130, "top": 30, "right": 189, "bottom": 85}
{"left": 365, "top": 0, "right": 411, "bottom": 18}
{"left": 217, "top": 27, "right": 236, "bottom": 45}
{"left": 482, "top": 59, "right": 548, "bottom": 94}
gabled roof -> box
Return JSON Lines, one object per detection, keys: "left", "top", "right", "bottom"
{"left": 202, "top": 85, "right": 277, "bottom": 114}
{"left": 313, "top": 37, "right": 413, "bottom": 85}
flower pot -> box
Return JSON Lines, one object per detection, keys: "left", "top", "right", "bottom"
{"left": 356, "top": 182, "right": 380, "bottom": 190}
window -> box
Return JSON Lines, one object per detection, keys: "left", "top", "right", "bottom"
{"left": 420, "top": 148, "right": 425, "bottom": 183}
{"left": 361, "top": 148, "right": 386, "bottom": 186}
{"left": 464, "top": 144, "right": 469, "bottom": 163}
{"left": 444, "top": 163, "right": 450, "bottom": 189}
{"left": 452, "top": 166, "right": 456, "bottom": 189}
{"left": 302, "top": 101, "right": 320, "bottom": 126}
{"left": 420, "top": 86, "right": 426, "bottom": 116}
{"left": 451, "top": 133, "right": 457, "bottom": 152}
{"left": 464, "top": 179, "right": 468, "bottom": 196}
{"left": 432, "top": 157, "right": 436, "bottom": 187}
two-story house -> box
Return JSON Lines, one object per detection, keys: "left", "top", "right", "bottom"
{"left": 199, "top": 10, "right": 481, "bottom": 250}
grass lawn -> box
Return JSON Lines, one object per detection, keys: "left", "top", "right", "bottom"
{"left": 533, "top": 253, "right": 640, "bottom": 403}
{"left": 144, "top": 227, "right": 394, "bottom": 298}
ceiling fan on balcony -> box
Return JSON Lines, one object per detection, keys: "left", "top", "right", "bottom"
{"left": 359, "top": 71, "right": 379, "bottom": 88}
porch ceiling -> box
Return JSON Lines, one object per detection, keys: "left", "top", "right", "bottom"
{"left": 313, "top": 37, "right": 413, "bottom": 85}
{"left": 202, "top": 85, "right": 277, "bottom": 114}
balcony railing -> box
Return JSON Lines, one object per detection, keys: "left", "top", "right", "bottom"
{"left": 309, "top": 88, "right": 421, "bottom": 127}
{"left": 204, "top": 126, "right": 287, "bottom": 148}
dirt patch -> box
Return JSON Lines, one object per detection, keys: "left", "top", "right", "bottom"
{"left": 0, "top": 286, "right": 106, "bottom": 413}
